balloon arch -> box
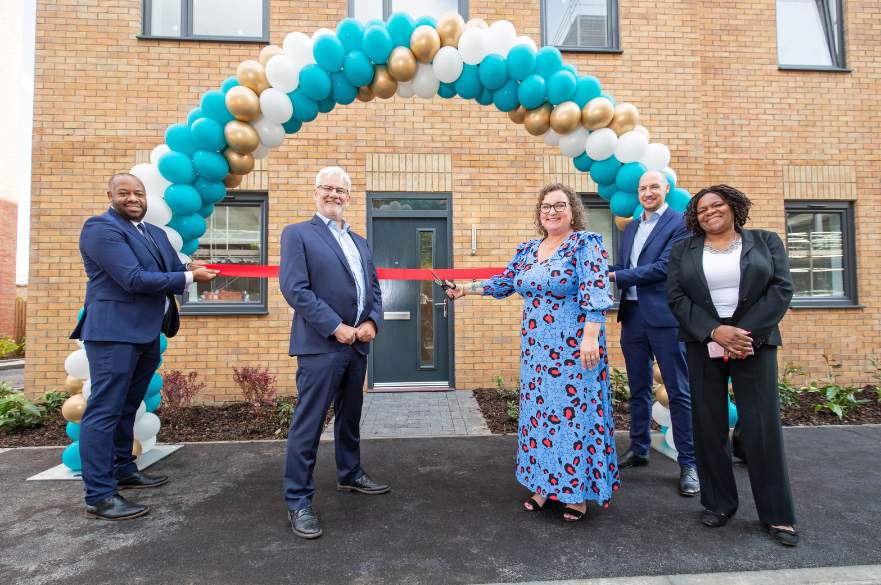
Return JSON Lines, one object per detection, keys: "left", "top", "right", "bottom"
{"left": 57, "top": 12, "right": 692, "bottom": 471}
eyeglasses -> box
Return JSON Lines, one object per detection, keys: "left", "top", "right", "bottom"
{"left": 540, "top": 202, "right": 569, "bottom": 214}
{"left": 317, "top": 184, "right": 350, "bottom": 196}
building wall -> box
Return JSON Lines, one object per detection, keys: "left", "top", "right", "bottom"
{"left": 26, "top": 0, "right": 881, "bottom": 400}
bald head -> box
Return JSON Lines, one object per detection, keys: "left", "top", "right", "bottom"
{"left": 637, "top": 170, "right": 670, "bottom": 214}
{"left": 107, "top": 173, "right": 148, "bottom": 221}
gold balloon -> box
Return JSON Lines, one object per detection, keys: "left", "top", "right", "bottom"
{"left": 370, "top": 66, "right": 398, "bottom": 100}
{"left": 655, "top": 385, "right": 670, "bottom": 408}
{"left": 614, "top": 216, "right": 633, "bottom": 231}
{"left": 437, "top": 12, "right": 465, "bottom": 47}
{"left": 387, "top": 47, "right": 418, "bottom": 82}
{"left": 224, "top": 120, "right": 260, "bottom": 154}
{"left": 61, "top": 394, "right": 87, "bottom": 423}
{"left": 465, "top": 18, "right": 488, "bottom": 30}
{"left": 550, "top": 101, "right": 582, "bottom": 135}
{"left": 224, "top": 150, "right": 255, "bottom": 175}
{"left": 258, "top": 45, "right": 283, "bottom": 66}
{"left": 64, "top": 375, "right": 84, "bottom": 394}
{"left": 633, "top": 125, "right": 650, "bottom": 139}
{"left": 524, "top": 104, "right": 552, "bottom": 136}
{"left": 132, "top": 440, "right": 143, "bottom": 458}
{"left": 237, "top": 60, "right": 270, "bottom": 95}
{"left": 357, "top": 85, "right": 375, "bottom": 102}
{"left": 582, "top": 97, "right": 615, "bottom": 131}
{"left": 508, "top": 106, "right": 527, "bottom": 124}
{"left": 225, "top": 86, "right": 261, "bottom": 122}
{"left": 410, "top": 25, "right": 441, "bottom": 63}
{"left": 609, "top": 103, "right": 640, "bottom": 136}
{"left": 224, "top": 174, "right": 243, "bottom": 188}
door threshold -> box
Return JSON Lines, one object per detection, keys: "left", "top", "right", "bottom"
{"left": 368, "top": 385, "right": 454, "bottom": 393}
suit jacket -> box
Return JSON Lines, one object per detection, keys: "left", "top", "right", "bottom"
{"left": 610, "top": 208, "right": 689, "bottom": 327}
{"left": 279, "top": 215, "right": 382, "bottom": 356}
{"left": 71, "top": 207, "right": 188, "bottom": 343}
{"left": 666, "top": 228, "right": 793, "bottom": 346}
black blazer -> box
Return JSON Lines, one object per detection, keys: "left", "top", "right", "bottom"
{"left": 666, "top": 228, "right": 793, "bottom": 347}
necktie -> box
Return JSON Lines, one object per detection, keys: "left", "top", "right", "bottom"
{"left": 137, "top": 223, "right": 160, "bottom": 252}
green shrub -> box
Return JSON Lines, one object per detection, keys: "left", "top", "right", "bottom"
{"left": 778, "top": 363, "right": 806, "bottom": 408}
{"left": 0, "top": 381, "right": 16, "bottom": 398}
{"left": 610, "top": 368, "right": 630, "bottom": 404}
{"left": 868, "top": 357, "right": 881, "bottom": 404}
{"left": 0, "top": 337, "right": 24, "bottom": 359}
{"left": 806, "top": 354, "right": 866, "bottom": 419}
{"left": 0, "top": 392, "right": 43, "bottom": 432}
{"left": 37, "top": 390, "right": 70, "bottom": 414}
{"left": 494, "top": 375, "right": 519, "bottom": 420}
{"left": 274, "top": 395, "right": 296, "bottom": 431}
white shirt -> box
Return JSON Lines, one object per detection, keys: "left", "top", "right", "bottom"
{"left": 703, "top": 242, "right": 742, "bottom": 318}
{"left": 625, "top": 203, "right": 669, "bottom": 300}
{"left": 131, "top": 220, "right": 194, "bottom": 311}
{"left": 316, "top": 212, "right": 367, "bottom": 330}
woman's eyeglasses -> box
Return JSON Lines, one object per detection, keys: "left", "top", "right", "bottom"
{"left": 540, "top": 202, "right": 569, "bottom": 214}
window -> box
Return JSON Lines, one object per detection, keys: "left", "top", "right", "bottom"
{"left": 581, "top": 194, "right": 618, "bottom": 267}
{"left": 776, "top": 0, "right": 846, "bottom": 70}
{"left": 181, "top": 192, "right": 268, "bottom": 315}
{"left": 542, "top": 0, "right": 620, "bottom": 52}
{"left": 142, "top": 0, "right": 269, "bottom": 42}
{"left": 350, "top": 0, "right": 467, "bottom": 22}
{"left": 784, "top": 201, "right": 857, "bottom": 307}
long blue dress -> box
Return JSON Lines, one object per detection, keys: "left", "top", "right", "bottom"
{"left": 482, "top": 231, "right": 620, "bottom": 506}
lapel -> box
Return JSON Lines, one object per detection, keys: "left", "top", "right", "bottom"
{"left": 732, "top": 229, "right": 755, "bottom": 316}
{"left": 310, "top": 215, "right": 355, "bottom": 278}
{"left": 686, "top": 234, "right": 721, "bottom": 319}
{"left": 350, "top": 231, "right": 370, "bottom": 282}
{"left": 638, "top": 210, "right": 675, "bottom": 261}
{"left": 143, "top": 222, "right": 171, "bottom": 270}
{"left": 620, "top": 220, "right": 637, "bottom": 265}
{"left": 108, "top": 208, "right": 163, "bottom": 268}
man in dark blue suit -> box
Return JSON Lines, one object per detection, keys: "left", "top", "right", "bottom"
{"left": 280, "top": 166, "right": 386, "bottom": 540}
{"left": 71, "top": 173, "right": 218, "bottom": 520}
{"left": 609, "top": 170, "right": 699, "bottom": 496}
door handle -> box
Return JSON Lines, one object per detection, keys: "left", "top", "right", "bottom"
{"left": 434, "top": 300, "right": 447, "bottom": 318}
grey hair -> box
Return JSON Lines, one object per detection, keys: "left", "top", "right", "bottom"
{"left": 315, "top": 166, "right": 352, "bottom": 191}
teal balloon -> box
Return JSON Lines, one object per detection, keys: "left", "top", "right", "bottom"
{"left": 413, "top": 16, "right": 437, "bottom": 28}
{"left": 600, "top": 92, "right": 616, "bottom": 106}
{"left": 663, "top": 169, "right": 677, "bottom": 189}
{"left": 362, "top": 24, "right": 394, "bottom": 64}
{"left": 454, "top": 64, "right": 481, "bottom": 99}
{"left": 201, "top": 90, "right": 234, "bottom": 124}
{"left": 535, "top": 46, "right": 563, "bottom": 79}
{"left": 478, "top": 54, "right": 508, "bottom": 90}
{"left": 610, "top": 191, "right": 639, "bottom": 217}
{"left": 667, "top": 187, "right": 691, "bottom": 213}
{"left": 164, "top": 184, "right": 202, "bottom": 215}
{"left": 517, "top": 74, "right": 547, "bottom": 110}
{"left": 318, "top": 96, "right": 335, "bottom": 113}
{"left": 365, "top": 19, "right": 385, "bottom": 28}
{"left": 194, "top": 177, "right": 227, "bottom": 203}
{"left": 615, "top": 162, "right": 647, "bottom": 193}
{"left": 221, "top": 76, "right": 239, "bottom": 92}
{"left": 476, "top": 87, "right": 494, "bottom": 106}
{"left": 386, "top": 12, "right": 414, "bottom": 47}
{"left": 168, "top": 213, "right": 207, "bottom": 241}
{"left": 190, "top": 117, "right": 226, "bottom": 151}
{"left": 573, "top": 75, "right": 602, "bottom": 108}
{"left": 598, "top": 182, "right": 617, "bottom": 201}
{"left": 507, "top": 44, "right": 536, "bottom": 81}
{"left": 77, "top": 307, "right": 85, "bottom": 323}
{"left": 728, "top": 402, "right": 739, "bottom": 427}
{"left": 492, "top": 78, "right": 519, "bottom": 112}
{"left": 561, "top": 63, "right": 578, "bottom": 77}
{"left": 314, "top": 33, "right": 346, "bottom": 73}
{"left": 62, "top": 441, "right": 81, "bottom": 471}
{"left": 145, "top": 392, "right": 161, "bottom": 413}
{"left": 66, "top": 421, "right": 80, "bottom": 441}
{"left": 659, "top": 425, "right": 668, "bottom": 435}
{"left": 547, "top": 70, "right": 577, "bottom": 105}
{"left": 632, "top": 204, "right": 644, "bottom": 219}
{"left": 336, "top": 18, "right": 365, "bottom": 52}
{"left": 289, "top": 89, "right": 319, "bottom": 122}
{"left": 147, "top": 372, "right": 163, "bottom": 398}
{"left": 331, "top": 72, "right": 357, "bottom": 105}
{"left": 590, "top": 156, "right": 622, "bottom": 186}
{"left": 187, "top": 107, "right": 204, "bottom": 126}
{"left": 573, "top": 152, "right": 593, "bottom": 172}
{"left": 181, "top": 239, "right": 199, "bottom": 256}
{"left": 158, "top": 151, "right": 196, "bottom": 184}
{"left": 159, "top": 333, "right": 168, "bottom": 354}
{"left": 438, "top": 82, "right": 456, "bottom": 99}
{"left": 198, "top": 201, "right": 215, "bottom": 218}
{"left": 283, "top": 117, "right": 303, "bottom": 134}
{"left": 299, "top": 64, "right": 332, "bottom": 101}
{"left": 342, "top": 50, "right": 375, "bottom": 87}
{"left": 192, "top": 150, "right": 229, "bottom": 182}
{"left": 165, "top": 124, "right": 198, "bottom": 156}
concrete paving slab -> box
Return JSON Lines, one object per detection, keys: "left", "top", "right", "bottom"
{"left": 26, "top": 444, "right": 183, "bottom": 480}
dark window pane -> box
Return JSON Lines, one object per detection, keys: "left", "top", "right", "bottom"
{"left": 418, "top": 231, "right": 435, "bottom": 368}
{"left": 150, "top": 0, "right": 182, "bottom": 37}
{"left": 192, "top": 0, "right": 264, "bottom": 38}
{"left": 785, "top": 210, "right": 845, "bottom": 297}
{"left": 372, "top": 198, "right": 447, "bottom": 211}
{"left": 545, "top": 0, "right": 611, "bottom": 49}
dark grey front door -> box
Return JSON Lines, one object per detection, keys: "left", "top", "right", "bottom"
{"left": 370, "top": 216, "right": 451, "bottom": 386}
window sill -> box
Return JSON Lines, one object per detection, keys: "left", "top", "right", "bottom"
{"left": 778, "top": 65, "right": 851, "bottom": 73}
{"left": 789, "top": 301, "right": 863, "bottom": 309}
{"left": 180, "top": 305, "right": 269, "bottom": 316}
{"left": 555, "top": 46, "right": 623, "bottom": 54}
{"left": 138, "top": 34, "right": 268, "bottom": 44}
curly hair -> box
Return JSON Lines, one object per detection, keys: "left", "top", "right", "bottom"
{"left": 534, "top": 183, "right": 587, "bottom": 237}
{"left": 685, "top": 184, "right": 752, "bottom": 235}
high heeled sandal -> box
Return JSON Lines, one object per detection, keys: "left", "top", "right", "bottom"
{"left": 562, "top": 506, "right": 586, "bottom": 522}
{"left": 523, "top": 495, "right": 548, "bottom": 512}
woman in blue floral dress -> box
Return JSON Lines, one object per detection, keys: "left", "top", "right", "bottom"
{"left": 446, "top": 183, "right": 619, "bottom": 521}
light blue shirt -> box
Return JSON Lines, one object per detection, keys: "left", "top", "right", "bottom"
{"left": 316, "top": 212, "right": 366, "bottom": 328}
{"left": 625, "top": 203, "right": 669, "bottom": 300}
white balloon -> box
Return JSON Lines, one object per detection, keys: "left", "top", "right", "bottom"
{"left": 312, "top": 28, "right": 334, "bottom": 41}
{"left": 136, "top": 401, "right": 146, "bottom": 421}
{"left": 139, "top": 435, "right": 157, "bottom": 454}
{"left": 177, "top": 253, "right": 191, "bottom": 265}
{"left": 64, "top": 349, "right": 90, "bottom": 381}
{"left": 259, "top": 87, "right": 294, "bottom": 124}
{"left": 130, "top": 163, "right": 171, "bottom": 200}
{"left": 663, "top": 166, "right": 677, "bottom": 185}
{"left": 586, "top": 128, "right": 618, "bottom": 161}
{"left": 543, "top": 129, "right": 560, "bottom": 146}
{"left": 143, "top": 194, "right": 173, "bottom": 227}
{"left": 665, "top": 426, "right": 677, "bottom": 452}
{"left": 513, "top": 35, "right": 537, "bottom": 52}
{"left": 615, "top": 130, "right": 649, "bottom": 163}
{"left": 134, "top": 412, "right": 161, "bottom": 443}
{"left": 265, "top": 54, "right": 300, "bottom": 93}
{"left": 81, "top": 380, "right": 91, "bottom": 401}
{"left": 412, "top": 64, "right": 440, "bottom": 99}
{"left": 640, "top": 143, "right": 672, "bottom": 172}
{"left": 76, "top": 338, "right": 84, "bottom": 350}
{"left": 458, "top": 27, "right": 489, "bottom": 65}
{"left": 252, "top": 116, "right": 285, "bottom": 149}
{"left": 487, "top": 20, "right": 517, "bottom": 56}
{"left": 252, "top": 143, "right": 270, "bottom": 160}
{"left": 396, "top": 80, "right": 415, "bottom": 98}
{"left": 283, "top": 31, "right": 312, "bottom": 57}
{"left": 652, "top": 401, "right": 672, "bottom": 428}
{"left": 559, "top": 127, "right": 588, "bottom": 158}
{"left": 161, "top": 225, "right": 184, "bottom": 252}
{"left": 149, "top": 144, "right": 171, "bottom": 165}
{"left": 432, "top": 46, "right": 464, "bottom": 84}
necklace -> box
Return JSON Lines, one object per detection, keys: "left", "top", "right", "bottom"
{"left": 704, "top": 237, "right": 742, "bottom": 255}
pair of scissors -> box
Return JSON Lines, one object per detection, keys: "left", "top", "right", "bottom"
{"left": 429, "top": 269, "right": 456, "bottom": 292}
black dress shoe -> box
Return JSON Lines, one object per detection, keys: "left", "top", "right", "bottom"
{"left": 679, "top": 466, "right": 700, "bottom": 497}
{"left": 337, "top": 473, "right": 391, "bottom": 495}
{"left": 701, "top": 509, "right": 732, "bottom": 528}
{"left": 289, "top": 507, "right": 322, "bottom": 539}
{"left": 85, "top": 494, "right": 149, "bottom": 521}
{"left": 117, "top": 471, "right": 169, "bottom": 490}
{"left": 618, "top": 449, "right": 650, "bottom": 469}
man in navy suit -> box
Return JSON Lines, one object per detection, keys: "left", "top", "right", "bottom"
{"left": 71, "top": 173, "right": 218, "bottom": 520}
{"left": 609, "top": 170, "right": 699, "bottom": 496}
{"left": 280, "top": 166, "right": 386, "bottom": 540}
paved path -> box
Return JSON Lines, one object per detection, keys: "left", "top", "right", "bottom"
{"left": 0, "top": 365, "right": 24, "bottom": 390}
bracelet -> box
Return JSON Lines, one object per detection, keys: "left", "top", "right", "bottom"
{"left": 710, "top": 326, "right": 719, "bottom": 341}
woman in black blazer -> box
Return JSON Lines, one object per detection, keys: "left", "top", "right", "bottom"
{"left": 666, "top": 184, "right": 798, "bottom": 547}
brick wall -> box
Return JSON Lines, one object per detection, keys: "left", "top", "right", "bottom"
{"left": 0, "top": 199, "right": 16, "bottom": 337}
{"left": 26, "top": 0, "right": 881, "bottom": 399}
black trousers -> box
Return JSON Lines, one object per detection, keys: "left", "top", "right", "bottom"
{"left": 685, "top": 342, "right": 796, "bottom": 526}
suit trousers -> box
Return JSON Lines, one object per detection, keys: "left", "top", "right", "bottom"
{"left": 80, "top": 339, "right": 160, "bottom": 505}
{"left": 685, "top": 342, "right": 796, "bottom": 526}
{"left": 283, "top": 345, "right": 366, "bottom": 511}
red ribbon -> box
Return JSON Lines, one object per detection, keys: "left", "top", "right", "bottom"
{"left": 204, "top": 264, "right": 504, "bottom": 281}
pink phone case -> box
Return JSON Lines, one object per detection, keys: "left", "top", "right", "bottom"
{"left": 707, "top": 341, "right": 726, "bottom": 359}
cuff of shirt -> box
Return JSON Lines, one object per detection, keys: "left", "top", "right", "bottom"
{"left": 185, "top": 271, "right": 194, "bottom": 287}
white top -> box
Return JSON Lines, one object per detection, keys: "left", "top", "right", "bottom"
{"left": 315, "top": 212, "right": 367, "bottom": 329}
{"left": 702, "top": 243, "right": 742, "bottom": 318}
{"left": 625, "top": 203, "right": 669, "bottom": 300}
